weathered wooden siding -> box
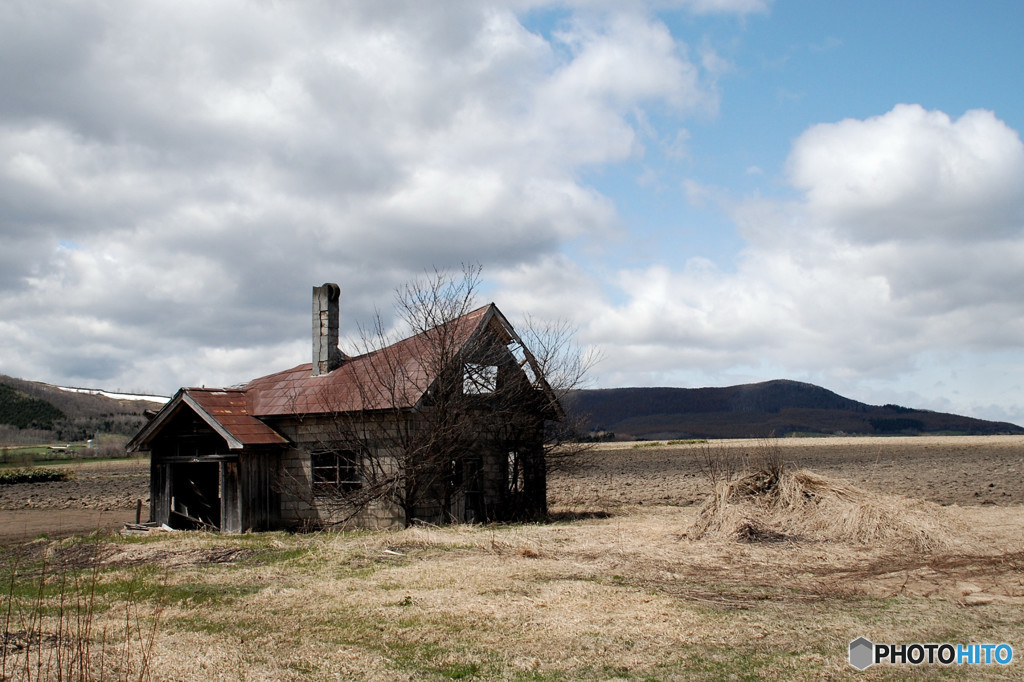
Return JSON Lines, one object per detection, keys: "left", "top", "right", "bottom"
{"left": 221, "top": 460, "right": 241, "bottom": 532}
{"left": 237, "top": 449, "right": 280, "bottom": 531}
{"left": 149, "top": 445, "right": 170, "bottom": 525}
{"left": 142, "top": 404, "right": 287, "bottom": 532}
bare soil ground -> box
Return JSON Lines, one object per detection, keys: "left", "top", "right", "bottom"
{"left": 0, "top": 458, "right": 149, "bottom": 543}
{"left": 548, "top": 435, "right": 1024, "bottom": 510}
{"left": 0, "top": 458, "right": 149, "bottom": 511}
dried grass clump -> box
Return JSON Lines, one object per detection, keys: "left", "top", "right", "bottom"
{"left": 686, "top": 468, "right": 965, "bottom": 553}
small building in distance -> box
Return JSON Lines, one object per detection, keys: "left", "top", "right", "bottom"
{"left": 127, "top": 284, "right": 562, "bottom": 532}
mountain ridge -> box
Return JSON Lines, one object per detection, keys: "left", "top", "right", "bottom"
{"left": 565, "top": 379, "right": 1024, "bottom": 439}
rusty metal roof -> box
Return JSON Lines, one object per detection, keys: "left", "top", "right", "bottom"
{"left": 128, "top": 302, "right": 559, "bottom": 452}
{"left": 184, "top": 389, "right": 289, "bottom": 446}
{"left": 127, "top": 387, "right": 289, "bottom": 452}
{"left": 246, "top": 304, "right": 493, "bottom": 417}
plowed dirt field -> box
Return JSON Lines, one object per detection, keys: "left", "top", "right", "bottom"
{"left": 1, "top": 436, "right": 1022, "bottom": 543}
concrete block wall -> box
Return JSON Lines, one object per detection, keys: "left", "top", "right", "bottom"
{"left": 278, "top": 447, "right": 317, "bottom": 526}
{"left": 268, "top": 410, "right": 547, "bottom": 528}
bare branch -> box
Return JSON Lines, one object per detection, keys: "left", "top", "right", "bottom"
{"left": 286, "top": 264, "right": 592, "bottom": 527}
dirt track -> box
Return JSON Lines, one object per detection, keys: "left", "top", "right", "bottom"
{"left": 1, "top": 436, "right": 1022, "bottom": 543}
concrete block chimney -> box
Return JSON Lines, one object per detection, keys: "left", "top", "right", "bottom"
{"left": 312, "top": 283, "right": 344, "bottom": 376}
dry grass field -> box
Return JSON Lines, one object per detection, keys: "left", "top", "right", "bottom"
{"left": 2, "top": 436, "right": 1023, "bottom": 680}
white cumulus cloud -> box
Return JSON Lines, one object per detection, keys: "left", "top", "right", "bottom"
{"left": 0, "top": 0, "right": 724, "bottom": 392}
{"left": 581, "top": 104, "right": 1024, "bottom": 420}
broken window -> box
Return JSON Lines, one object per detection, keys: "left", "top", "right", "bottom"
{"left": 311, "top": 449, "right": 361, "bottom": 495}
{"left": 507, "top": 450, "right": 524, "bottom": 494}
{"left": 508, "top": 340, "right": 538, "bottom": 384}
{"left": 463, "top": 363, "right": 498, "bottom": 394}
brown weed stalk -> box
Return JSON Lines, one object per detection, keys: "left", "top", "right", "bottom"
{"left": 1, "top": 544, "right": 163, "bottom": 681}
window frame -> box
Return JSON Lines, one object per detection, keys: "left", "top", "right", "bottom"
{"left": 311, "top": 449, "right": 362, "bottom": 496}
{"left": 463, "top": 362, "right": 499, "bottom": 394}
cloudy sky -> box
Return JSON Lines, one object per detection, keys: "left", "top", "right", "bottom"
{"left": 3, "top": 0, "right": 1024, "bottom": 424}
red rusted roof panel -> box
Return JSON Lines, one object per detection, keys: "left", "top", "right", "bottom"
{"left": 246, "top": 305, "right": 490, "bottom": 417}
{"left": 185, "top": 388, "right": 288, "bottom": 445}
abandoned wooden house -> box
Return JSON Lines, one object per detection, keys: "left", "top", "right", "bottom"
{"left": 127, "top": 284, "right": 562, "bottom": 532}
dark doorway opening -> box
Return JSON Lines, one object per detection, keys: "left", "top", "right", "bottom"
{"left": 170, "top": 461, "right": 221, "bottom": 529}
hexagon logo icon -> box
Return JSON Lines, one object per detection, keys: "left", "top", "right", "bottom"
{"left": 849, "top": 637, "right": 874, "bottom": 670}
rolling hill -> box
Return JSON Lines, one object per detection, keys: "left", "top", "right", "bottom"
{"left": 565, "top": 380, "right": 1024, "bottom": 439}
{"left": 0, "top": 374, "right": 167, "bottom": 445}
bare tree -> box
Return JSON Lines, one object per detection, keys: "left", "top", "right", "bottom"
{"left": 296, "top": 265, "right": 595, "bottom": 527}
{"left": 514, "top": 314, "right": 601, "bottom": 472}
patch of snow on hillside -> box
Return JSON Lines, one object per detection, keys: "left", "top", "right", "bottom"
{"left": 56, "top": 386, "right": 170, "bottom": 404}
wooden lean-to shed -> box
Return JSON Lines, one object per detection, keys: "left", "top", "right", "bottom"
{"left": 127, "top": 284, "right": 562, "bottom": 532}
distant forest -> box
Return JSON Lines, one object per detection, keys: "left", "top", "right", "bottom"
{"left": 0, "top": 383, "right": 64, "bottom": 430}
